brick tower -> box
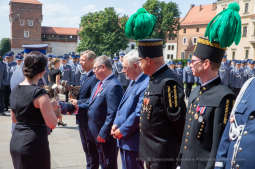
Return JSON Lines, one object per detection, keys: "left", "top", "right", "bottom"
{"left": 9, "top": 0, "right": 43, "bottom": 53}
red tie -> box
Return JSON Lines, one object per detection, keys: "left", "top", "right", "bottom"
{"left": 93, "top": 81, "right": 102, "bottom": 99}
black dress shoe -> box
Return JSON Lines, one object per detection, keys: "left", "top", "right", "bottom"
{"left": 58, "top": 122, "right": 67, "bottom": 126}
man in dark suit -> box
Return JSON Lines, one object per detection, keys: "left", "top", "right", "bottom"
{"left": 77, "top": 55, "right": 124, "bottom": 169}
{"left": 111, "top": 50, "right": 149, "bottom": 169}
{"left": 68, "top": 50, "right": 98, "bottom": 169}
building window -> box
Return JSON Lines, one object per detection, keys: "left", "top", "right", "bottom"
{"left": 131, "top": 44, "right": 135, "bottom": 49}
{"left": 183, "top": 37, "right": 187, "bottom": 45}
{"left": 27, "top": 20, "right": 33, "bottom": 27}
{"left": 244, "top": 3, "right": 249, "bottom": 13}
{"left": 232, "top": 51, "right": 236, "bottom": 60}
{"left": 172, "top": 45, "right": 174, "bottom": 50}
{"left": 193, "top": 37, "right": 197, "bottom": 44}
{"left": 24, "top": 31, "right": 29, "bottom": 38}
{"left": 196, "top": 28, "right": 199, "bottom": 32}
{"left": 245, "top": 49, "right": 249, "bottom": 59}
{"left": 168, "top": 45, "right": 171, "bottom": 50}
{"left": 170, "top": 54, "right": 174, "bottom": 59}
{"left": 181, "top": 52, "right": 185, "bottom": 59}
{"left": 167, "top": 54, "right": 170, "bottom": 59}
{"left": 242, "top": 26, "right": 247, "bottom": 37}
{"left": 183, "top": 28, "right": 186, "bottom": 33}
{"left": 20, "top": 19, "right": 25, "bottom": 26}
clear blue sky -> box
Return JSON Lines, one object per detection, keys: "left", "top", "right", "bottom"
{"left": 0, "top": 0, "right": 216, "bottom": 40}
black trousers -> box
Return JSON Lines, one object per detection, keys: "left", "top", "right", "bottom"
{"left": 3, "top": 85, "right": 11, "bottom": 110}
{"left": 145, "top": 161, "right": 176, "bottom": 169}
{"left": 185, "top": 83, "right": 193, "bottom": 98}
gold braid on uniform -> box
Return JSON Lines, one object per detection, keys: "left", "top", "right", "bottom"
{"left": 224, "top": 99, "right": 230, "bottom": 125}
{"left": 167, "top": 86, "right": 173, "bottom": 108}
{"left": 173, "top": 85, "right": 178, "bottom": 108}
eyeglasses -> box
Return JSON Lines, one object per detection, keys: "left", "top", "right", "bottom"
{"left": 93, "top": 65, "right": 103, "bottom": 71}
{"left": 191, "top": 59, "right": 203, "bottom": 65}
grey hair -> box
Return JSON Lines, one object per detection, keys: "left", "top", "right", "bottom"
{"left": 94, "top": 55, "right": 112, "bottom": 70}
{"left": 123, "top": 49, "right": 140, "bottom": 65}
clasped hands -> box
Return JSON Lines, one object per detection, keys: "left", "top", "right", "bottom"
{"left": 111, "top": 124, "right": 123, "bottom": 140}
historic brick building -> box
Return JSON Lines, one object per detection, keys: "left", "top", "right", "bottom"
{"left": 177, "top": 3, "right": 217, "bottom": 59}
{"left": 9, "top": 0, "right": 78, "bottom": 55}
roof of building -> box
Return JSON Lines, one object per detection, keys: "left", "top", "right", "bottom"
{"left": 10, "top": 0, "right": 42, "bottom": 5}
{"left": 181, "top": 4, "right": 217, "bottom": 26}
{"left": 41, "top": 26, "right": 79, "bottom": 35}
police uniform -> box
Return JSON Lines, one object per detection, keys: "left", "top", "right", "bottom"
{"left": 0, "top": 59, "right": 7, "bottom": 114}
{"left": 60, "top": 55, "right": 73, "bottom": 85}
{"left": 175, "top": 62, "right": 183, "bottom": 84}
{"left": 183, "top": 64, "right": 195, "bottom": 97}
{"left": 138, "top": 39, "right": 186, "bottom": 169}
{"left": 215, "top": 77, "right": 255, "bottom": 169}
{"left": 230, "top": 62, "right": 244, "bottom": 96}
{"left": 71, "top": 55, "right": 82, "bottom": 86}
{"left": 219, "top": 59, "right": 231, "bottom": 87}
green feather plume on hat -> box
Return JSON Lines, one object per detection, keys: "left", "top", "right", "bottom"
{"left": 125, "top": 8, "right": 156, "bottom": 40}
{"left": 205, "top": 2, "right": 241, "bottom": 48}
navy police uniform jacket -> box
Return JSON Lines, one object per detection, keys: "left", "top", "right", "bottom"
{"left": 183, "top": 66, "right": 195, "bottom": 84}
{"left": 139, "top": 64, "right": 186, "bottom": 163}
{"left": 60, "top": 64, "right": 73, "bottom": 84}
{"left": 176, "top": 67, "right": 183, "bottom": 84}
{"left": 113, "top": 73, "right": 149, "bottom": 152}
{"left": 71, "top": 63, "right": 82, "bottom": 86}
{"left": 219, "top": 61, "right": 231, "bottom": 86}
{"left": 215, "top": 77, "right": 255, "bottom": 169}
{"left": 230, "top": 68, "right": 244, "bottom": 89}
{"left": 179, "top": 77, "right": 235, "bottom": 169}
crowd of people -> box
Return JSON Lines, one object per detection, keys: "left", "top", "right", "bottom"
{"left": 1, "top": 3, "right": 255, "bottom": 169}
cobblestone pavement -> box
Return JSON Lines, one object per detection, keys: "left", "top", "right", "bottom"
{"left": 0, "top": 113, "right": 121, "bottom": 169}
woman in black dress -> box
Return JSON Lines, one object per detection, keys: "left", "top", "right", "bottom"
{"left": 10, "top": 51, "right": 58, "bottom": 169}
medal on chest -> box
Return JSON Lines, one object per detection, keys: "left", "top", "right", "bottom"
{"left": 195, "top": 105, "right": 206, "bottom": 123}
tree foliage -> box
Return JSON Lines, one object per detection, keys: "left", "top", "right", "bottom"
{"left": 143, "top": 0, "right": 180, "bottom": 40}
{"left": 78, "top": 8, "right": 129, "bottom": 57}
{"left": 0, "top": 38, "right": 11, "bottom": 57}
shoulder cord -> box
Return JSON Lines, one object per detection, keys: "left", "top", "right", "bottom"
{"left": 229, "top": 77, "right": 255, "bottom": 167}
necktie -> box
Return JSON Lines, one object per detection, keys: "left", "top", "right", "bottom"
{"left": 92, "top": 81, "right": 102, "bottom": 99}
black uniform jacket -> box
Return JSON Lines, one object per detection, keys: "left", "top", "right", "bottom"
{"left": 179, "top": 77, "right": 235, "bottom": 169}
{"left": 139, "top": 64, "right": 186, "bottom": 163}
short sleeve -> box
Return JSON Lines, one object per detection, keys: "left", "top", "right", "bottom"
{"left": 33, "top": 87, "right": 48, "bottom": 100}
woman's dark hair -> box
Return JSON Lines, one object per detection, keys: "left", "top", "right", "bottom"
{"left": 23, "top": 51, "right": 48, "bottom": 79}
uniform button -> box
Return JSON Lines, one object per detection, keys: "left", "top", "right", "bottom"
{"left": 236, "top": 164, "right": 240, "bottom": 169}
{"left": 185, "top": 138, "right": 188, "bottom": 143}
{"left": 197, "top": 135, "right": 200, "bottom": 139}
{"left": 249, "top": 115, "right": 254, "bottom": 120}
{"left": 189, "top": 118, "right": 192, "bottom": 122}
{"left": 187, "top": 125, "right": 191, "bottom": 129}
{"left": 191, "top": 112, "right": 195, "bottom": 115}
{"left": 200, "top": 91, "right": 202, "bottom": 95}
{"left": 186, "top": 132, "right": 190, "bottom": 136}
{"left": 244, "top": 131, "right": 248, "bottom": 135}
{"left": 198, "top": 132, "right": 202, "bottom": 135}
{"left": 239, "top": 147, "right": 242, "bottom": 152}
{"left": 199, "top": 128, "right": 203, "bottom": 131}
{"left": 196, "top": 98, "right": 199, "bottom": 101}
{"left": 193, "top": 105, "right": 196, "bottom": 108}
{"left": 184, "top": 146, "right": 187, "bottom": 150}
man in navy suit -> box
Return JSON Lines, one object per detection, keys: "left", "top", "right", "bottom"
{"left": 111, "top": 50, "right": 149, "bottom": 169}
{"left": 77, "top": 55, "right": 124, "bottom": 169}
{"left": 68, "top": 50, "right": 99, "bottom": 169}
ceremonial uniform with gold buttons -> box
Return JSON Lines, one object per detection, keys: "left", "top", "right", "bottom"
{"left": 215, "top": 77, "right": 255, "bottom": 169}
{"left": 138, "top": 39, "right": 186, "bottom": 169}
{"left": 179, "top": 76, "right": 235, "bottom": 169}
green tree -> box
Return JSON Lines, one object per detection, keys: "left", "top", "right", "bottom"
{"left": 78, "top": 7, "right": 129, "bottom": 57}
{"left": 0, "top": 38, "right": 11, "bottom": 56}
{"left": 143, "top": 0, "right": 180, "bottom": 40}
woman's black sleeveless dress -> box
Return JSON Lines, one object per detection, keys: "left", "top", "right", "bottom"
{"left": 10, "top": 85, "right": 50, "bottom": 169}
